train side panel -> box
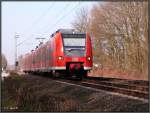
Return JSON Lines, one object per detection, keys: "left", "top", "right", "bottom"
{"left": 54, "top": 32, "right": 65, "bottom": 69}
{"left": 84, "top": 33, "right": 93, "bottom": 70}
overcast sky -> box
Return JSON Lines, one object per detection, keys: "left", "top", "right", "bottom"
{"left": 2, "top": 1, "right": 99, "bottom": 65}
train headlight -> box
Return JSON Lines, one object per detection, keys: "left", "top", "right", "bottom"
{"left": 58, "top": 56, "right": 63, "bottom": 60}
{"left": 87, "top": 57, "right": 91, "bottom": 61}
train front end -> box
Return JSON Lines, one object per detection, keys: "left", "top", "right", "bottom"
{"left": 55, "top": 29, "right": 93, "bottom": 79}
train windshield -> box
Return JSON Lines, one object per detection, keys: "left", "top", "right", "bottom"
{"left": 63, "top": 38, "right": 85, "bottom": 47}
{"left": 62, "top": 34, "right": 86, "bottom": 56}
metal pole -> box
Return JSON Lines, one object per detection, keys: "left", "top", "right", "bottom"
{"left": 15, "top": 33, "right": 19, "bottom": 70}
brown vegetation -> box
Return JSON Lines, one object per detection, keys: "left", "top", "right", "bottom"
{"left": 2, "top": 75, "right": 80, "bottom": 112}
{"left": 89, "top": 68, "right": 148, "bottom": 81}
{"left": 1, "top": 54, "right": 7, "bottom": 70}
{"left": 2, "top": 75, "right": 149, "bottom": 112}
{"left": 72, "top": 1, "right": 148, "bottom": 80}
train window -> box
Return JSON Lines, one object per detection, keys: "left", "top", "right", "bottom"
{"left": 46, "top": 48, "right": 48, "bottom": 61}
{"left": 33, "top": 55, "right": 35, "bottom": 64}
{"left": 39, "top": 50, "right": 41, "bottom": 62}
{"left": 48, "top": 45, "right": 51, "bottom": 60}
{"left": 35, "top": 53, "right": 38, "bottom": 62}
{"left": 62, "top": 34, "right": 86, "bottom": 47}
{"left": 36, "top": 51, "right": 39, "bottom": 62}
{"left": 45, "top": 45, "right": 50, "bottom": 60}
{"left": 39, "top": 50, "right": 41, "bottom": 61}
{"left": 42, "top": 48, "right": 45, "bottom": 61}
{"left": 43, "top": 47, "right": 45, "bottom": 61}
{"left": 45, "top": 47, "right": 46, "bottom": 60}
{"left": 63, "top": 38, "right": 85, "bottom": 47}
{"left": 62, "top": 34, "right": 86, "bottom": 56}
{"left": 41, "top": 51, "right": 42, "bottom": 61}
{"left": 46, "top": 47, "right": 48, "bottom": 60}
{"left": 40, "top": 49, "right": 42, "bottom": 61}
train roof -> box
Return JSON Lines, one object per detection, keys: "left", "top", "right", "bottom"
{"left": 57, "top": 29, "right": 75, "bottom": 33}
{"left": 50, "top": 29, "right": 86, "bottom": 38}
{"left": 57, "top": 29, "right": 86, "bottom": 34}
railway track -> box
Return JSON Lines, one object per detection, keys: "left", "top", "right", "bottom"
{"left": 51, "top": 76, "right": 149, "bottom": 100}
{"left": 85, "top": 80, "right": 148, "bottom": 92}
{"left": 25, "top": 73, "right": 149, "bottom": 100}
{"left": 86, "top": 76, "right": 149, "bottom": 86}
{"left": 80, "top": 81, "right": 149, "bottom": 99}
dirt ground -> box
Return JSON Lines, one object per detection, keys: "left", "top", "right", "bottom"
{"left": 1, "top": 73, "right": 149, "bottom": 112}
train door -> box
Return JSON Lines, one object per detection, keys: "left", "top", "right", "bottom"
{"left": 39, "top": 48, "right": 41, "bottom": 70}
{"left": 46, "top": 42, "right": 50, "bottom": 71}
{"left": 49, "top": 41, "right": 52, "bottom": 67}
{"left": 40, "top": 47, "right": 43, "bottom": 70}
{"left": 44, "top": 46, "right": 46, "bottom": 69}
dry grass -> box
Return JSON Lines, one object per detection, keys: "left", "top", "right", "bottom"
{"left": 17, "top": 87, "right": 79, "bottom": 111}
{"left": 2, "top": 75, "right": 80, "bottom": 112}
{"left": 2, "top": 74, "right": 149, "bottom": 112}
{"left": 89, "top": 68, "right": 148, "bottom": 81}
{"left": 8, "top": 70, "right": 19, "bottom": 76}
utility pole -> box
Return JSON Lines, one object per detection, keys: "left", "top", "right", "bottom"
{"left": 14, "top": 33, "right": 19, "bottom": 70}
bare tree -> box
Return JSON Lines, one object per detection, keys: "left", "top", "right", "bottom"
{"left": 90, "top": 1, "right": 148, "bottom": 76}
{"left": 2, "top": 54, "right": 7, "bottom": 70}
{"left": 72, "top": 7, "right": 90, "bottom": 32}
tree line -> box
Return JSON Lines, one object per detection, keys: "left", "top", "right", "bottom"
{"left": 72, "top": 1, "right": 148, "bottom": 76}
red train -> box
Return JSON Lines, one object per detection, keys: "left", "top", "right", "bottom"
{"left": 19, "top": 29, "right": 93, "bottom": 79}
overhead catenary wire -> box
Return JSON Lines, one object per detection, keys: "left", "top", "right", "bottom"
{"left": 17, "top": 2, "right": 70, "bottom": 47}
{"left": 21, "top": 2, "right": 55, "bottom": 35}
{"left": 17, "top": 3, "right": 55, "bottom": 47}
{"left": 37, "top": 2, "right": 71, "bottom": 33}
{"left": 17, "top": 2, "right": 82, "bottom": 47}
{"left": 44, "top": 2, "right": 81, "bottom": 33}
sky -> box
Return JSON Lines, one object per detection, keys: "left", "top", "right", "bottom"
{"left": 2, "top": 1, "right": 99, "bottom": 65}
